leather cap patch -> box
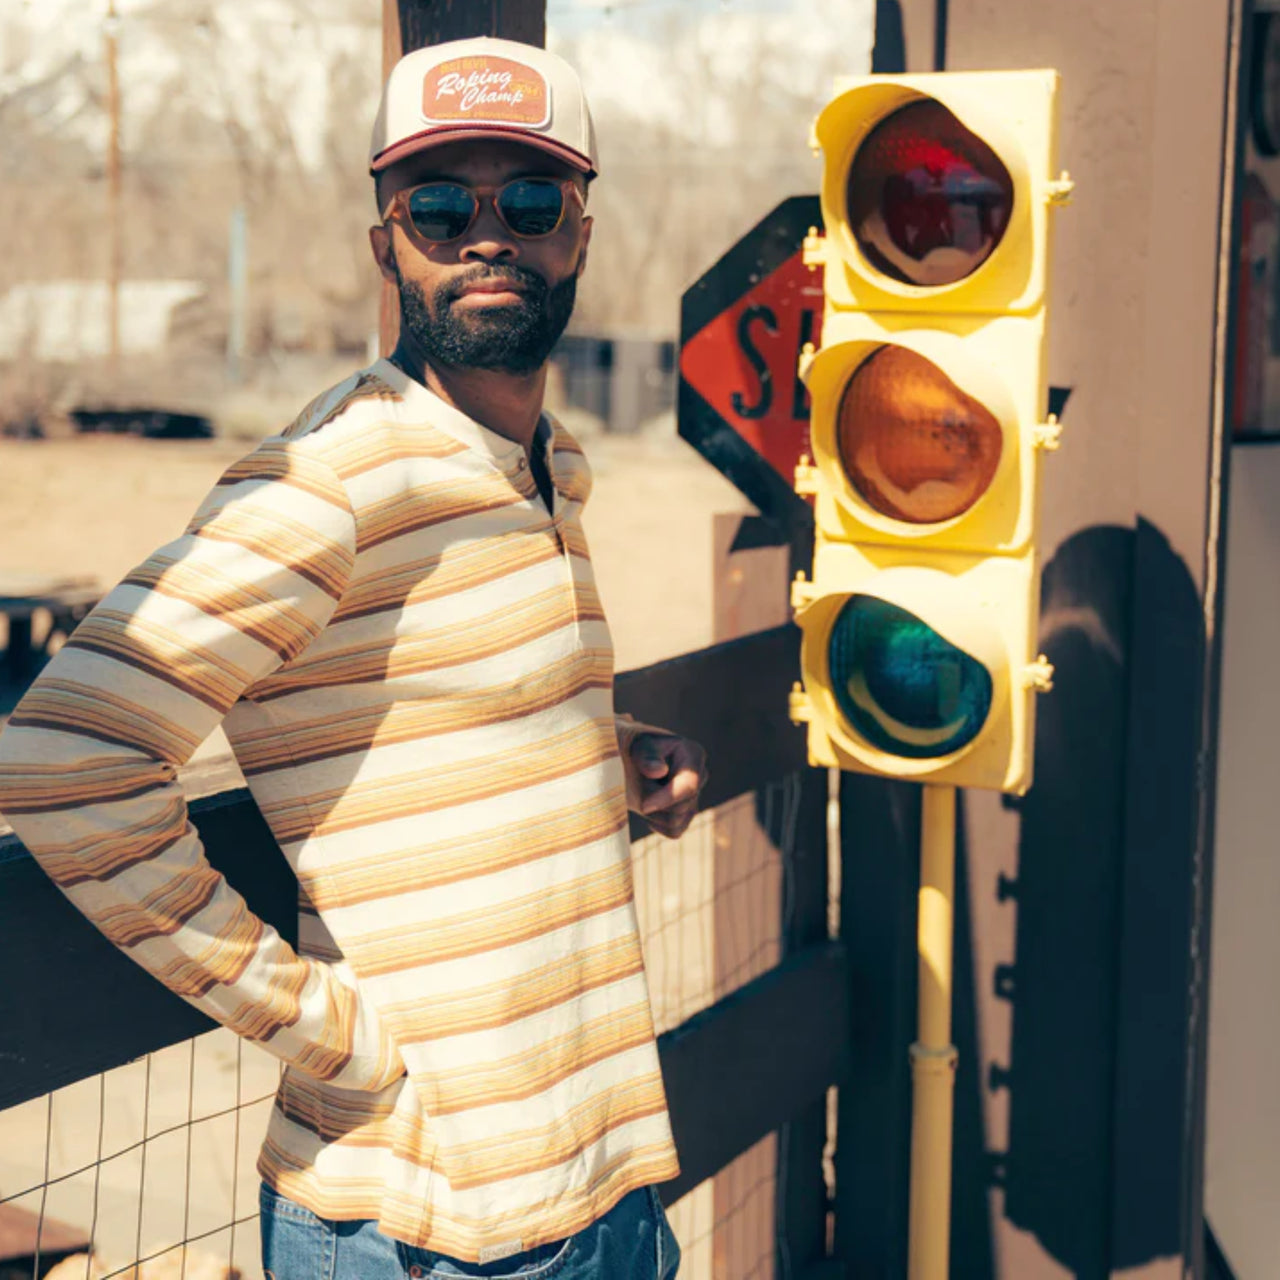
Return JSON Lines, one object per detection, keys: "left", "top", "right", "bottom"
{"left": 422, "top": 57, "right": 551, "bottom": 128}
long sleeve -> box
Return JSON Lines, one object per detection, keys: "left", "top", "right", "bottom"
{"left": 0, "top": 438, "right": 403, "bottom": 1091}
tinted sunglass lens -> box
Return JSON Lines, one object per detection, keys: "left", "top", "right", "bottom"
{"left": 406, "top": 184, "right": 476, "bottom": 241}
{"left": 498, "top": 180, "right": 565, "bottom": 237}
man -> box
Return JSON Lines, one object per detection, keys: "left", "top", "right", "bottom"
{"left": 0, "top": 36, "right": 703, "bottom": 1280}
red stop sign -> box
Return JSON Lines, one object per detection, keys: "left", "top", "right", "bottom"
{"left": 678, "top": 197, "right": 824, "bottom": 526}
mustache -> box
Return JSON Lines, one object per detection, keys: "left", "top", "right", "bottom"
{"left": 442, "top": 263, "right": 548, "bottom": 305}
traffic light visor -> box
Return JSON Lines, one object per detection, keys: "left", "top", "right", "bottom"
{"left": 828, "top": 594, "right": 994, "bottom": 758}
{"left": 792, "top": 556, "right": 1034, "bottom": 787}
{"left": 812, "top": 71, "right": 1061, "bottom": 313}
{"left": 847, "top": 98, "right": 1014, "bottom": 287}
{"left": 802, "top": 332, "right": 1025, "bottom": 549}
{"left": 838, "top": 344, "right": 1003, "bottom": 524}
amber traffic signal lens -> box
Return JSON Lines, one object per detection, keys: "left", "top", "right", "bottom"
{"left": 828, "top": 595, "right": 993, "bottom": 759}
{"left": 847, "top": 98, "right": 1015, "bottom": 286}
{"left": 837, "top": 345, "right": 1003, "bottom": 524}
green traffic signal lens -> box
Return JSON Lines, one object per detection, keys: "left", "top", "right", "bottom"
{"left": 828, "top": 595, "right": 993, "bottom": 758}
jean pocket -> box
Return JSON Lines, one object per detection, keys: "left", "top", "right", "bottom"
{"left": 394, "top": 1234, "right": 572, "bottom": 1279}
{"left": 259, "top": 1181, "right": 329, "bottom": 1224}
{"left": 259, "top": 1183, "right": 334, "bottom": 1280}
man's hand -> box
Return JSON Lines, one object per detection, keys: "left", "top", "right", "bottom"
{"left": 630, "top": 733, "right": 708, "bottom": 839}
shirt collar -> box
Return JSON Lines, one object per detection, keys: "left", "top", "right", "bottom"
{"left": 371, "top": 357, "right": 531, "bottom": 468}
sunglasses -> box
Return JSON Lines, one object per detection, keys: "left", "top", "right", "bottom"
{"left": 382, "top": 177, "right": 582, "bottom": 245}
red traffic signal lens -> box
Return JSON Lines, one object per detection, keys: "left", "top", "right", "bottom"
{"left": 847, "top": 98, "right": 1014, "bottom": 286}
{"left": 837, "top": 345, "right": 1003, "bottom": 524}
{"left": 828, "top": 595, "right": 993, "bottom": 759}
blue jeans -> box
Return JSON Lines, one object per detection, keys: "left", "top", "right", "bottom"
{"left": 259, "top": 1182, "right": 681, "bottom": 1280}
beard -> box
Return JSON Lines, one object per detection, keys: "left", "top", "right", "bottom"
{"left": 395, "top": 260, "right": 578, "bottom": 376}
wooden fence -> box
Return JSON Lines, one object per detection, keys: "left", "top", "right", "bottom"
{"left": 0, "top": 622, "right": 849, "bottom": 1280}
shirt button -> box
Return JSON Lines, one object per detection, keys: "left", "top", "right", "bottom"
{"left": 516, "top": 458, "right": 527, "bottom": 470}
{"left": 409, "top": 1267, "right": 423, "bottom": 1278}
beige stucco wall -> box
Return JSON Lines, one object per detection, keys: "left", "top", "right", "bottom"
{"left": 896, "top": 1, "right": 1235, "bottom": 1277}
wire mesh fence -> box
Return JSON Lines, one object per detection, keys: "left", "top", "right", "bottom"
{"left": 634, "top": 783, "right": 792, "bottom": 1035}
{"left": 0, "top": 1029, "right": 277, "bottom": 1280}
{"left": 0, "top": 776, "right": 820, "bottom": 1280}
{"left": 633, "top": 782, "right": 792, "bottom": 1278}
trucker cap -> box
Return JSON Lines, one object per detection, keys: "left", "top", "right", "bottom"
{"left": 370, "top": 37, "right": 599, "bottom": 178}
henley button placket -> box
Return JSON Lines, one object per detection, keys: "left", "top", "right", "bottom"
{"left": 539, "top": 448, "right": 580, "bottom": 640}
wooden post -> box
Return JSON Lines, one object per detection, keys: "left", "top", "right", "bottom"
{"left": 396, "top": 0, "right": 545, "bottom": 49}
{"left": 833, "top": 773, "right": 919, "bottom": 1276}
{"left": 710, "top": 514, "right": 788, "bottom": 1280}
{"left": 709, "top": 514, "right": 834, "bottom": 1279}
{"left": 379, "top": 0, "right": 548, "bottom": 356}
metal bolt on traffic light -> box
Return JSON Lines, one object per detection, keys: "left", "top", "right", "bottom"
{"left": 792, "top": 70, "right": 1070, "bottom": 1280}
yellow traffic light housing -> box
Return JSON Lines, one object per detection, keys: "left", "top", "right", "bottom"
{"left": 812, "top": 71, "right": 1069, "bottom": 314}
{"left": 791, "top": 70, "right": 1068, "bottom": 795}
{"left": 790, "top": 550, "right": 1053, "bottom": 791}
{"left": 799, "top": 325, "right": 1055, "bottom": 554}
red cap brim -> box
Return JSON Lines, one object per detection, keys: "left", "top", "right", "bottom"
{"left": 371, "top": 125, "right": 595, "bottom": 178}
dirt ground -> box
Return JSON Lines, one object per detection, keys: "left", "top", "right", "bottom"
{"left": 0, "top": 425, "right": 752, "bottom": 788}
{"left": 0, "top": 425, "right": 750, "bottom": 673}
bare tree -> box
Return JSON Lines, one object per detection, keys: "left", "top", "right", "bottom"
{"left": 0, "top": 0, "right": 870, "bottom": 420}
{"left": 557, "top": 1, "right": 870, "bottom": 336}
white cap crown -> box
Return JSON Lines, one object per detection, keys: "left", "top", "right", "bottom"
{"left": 370, "top": 37, "right": 598, "bottom": 178}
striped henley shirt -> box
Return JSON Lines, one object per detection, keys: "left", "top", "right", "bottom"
{"left": 0, "top": 358, "right": 680, "bottom": 1261}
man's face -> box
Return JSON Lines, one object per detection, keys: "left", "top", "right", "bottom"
{"left": 369, "top": 139, "right": 592, "bottom": 376}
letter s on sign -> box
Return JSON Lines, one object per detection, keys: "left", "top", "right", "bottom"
{"left": 731, "top": 304, "right": 778, "bottom": 420}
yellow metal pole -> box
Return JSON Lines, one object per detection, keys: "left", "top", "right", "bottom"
{"left": 908, "top": 783, "right": 958, "bottom": 1280}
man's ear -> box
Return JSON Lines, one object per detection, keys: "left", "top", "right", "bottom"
{"left": 576, "top": 215, "right": 593, "bottom": 277}
{"left": 369, "top": 224, "right": 399, "bottom": 285}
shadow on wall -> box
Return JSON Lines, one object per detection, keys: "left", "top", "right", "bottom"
{"left": 995, "top": 521, "right": 1203, "bottom": 1275}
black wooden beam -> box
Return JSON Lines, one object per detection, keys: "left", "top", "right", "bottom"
{"left": 832, "top": 774, "right": 920, "bottom": 1276}
{"left": 656, "top": 941, "right": 849, "bottom": 1206}
{"left": 0, "top": 788, "right": 295, "bottom": 1111}
{"left": 776, "top": 766, "right": 836, "bottom": 1276}
{"left": 0, "top": 625, "right": 813, "bottom": 1111}
{"left": 618, "top": 624, "right": 808, "bottom": 832}
{"left": 2, "top": 813, "right": 849, "bottom": 1191}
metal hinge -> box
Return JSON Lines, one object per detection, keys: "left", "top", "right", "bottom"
{"left": 791, "top": 569, "right": 818, "bottom": 609}
{"left": 1034, "top": 415, "right": 1064, "bottom": 451}
{"left": 802, "top": 226, "right": 825, "bottom": 271}
{"left": 1046, "top": 170, "right": 1075, "bottom": 205}
{"left": 1022, "top": 655, "right": 1056, "bottom": 693}
{"left": 794, "top": 454, "right": 819, "bottom": 496}
{"left": 789, "top": 681, "right": 812, "bottom": 724}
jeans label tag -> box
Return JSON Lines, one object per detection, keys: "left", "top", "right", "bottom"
{"left": 478, "top": 1239, "right": 524, "bottom": 1264}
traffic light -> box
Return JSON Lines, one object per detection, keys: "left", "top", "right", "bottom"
{"left": 789, "top": 71, "right": 1070, "bottom": 794}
